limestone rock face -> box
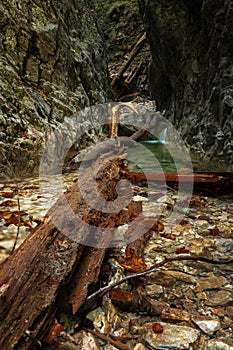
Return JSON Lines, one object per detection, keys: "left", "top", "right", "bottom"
{"left": 0, "top": 0, "right": 110, "bottom": 177}
{"left": 143, "top": 0, "right": 233, "bottom": 167}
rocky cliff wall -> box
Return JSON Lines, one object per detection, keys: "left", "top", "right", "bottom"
{"left": 143, "top": 0, "right": 233, "bottom": 167}
{"left": 0, "top": 0, "right": 110, "bottom": 178}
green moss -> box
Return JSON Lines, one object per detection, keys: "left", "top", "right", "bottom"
{"left": 106, "top": 0, "right": 129, "bottom": 16}
{"left": 94, "top": 0, "right": 143, "bottom": 61}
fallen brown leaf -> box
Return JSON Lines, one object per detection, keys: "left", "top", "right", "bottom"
{"left": 115, "top": 249, "right": 147, "bottom": 272}
{"left": 152, "top": 322, "right": 164, "bottom": 333}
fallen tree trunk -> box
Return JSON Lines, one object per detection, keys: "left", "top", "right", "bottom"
{"left": 0, "top": 150, "right": 141, "bottom": 350}
{"left": 127, "top": 171, "right": 233, "bottom": 194}
{"left": 111, "top": 32, "right": 147, "bottom": 91}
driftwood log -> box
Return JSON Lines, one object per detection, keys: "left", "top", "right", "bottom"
{"left": 127, "top": 171, "right": 233, "bottom": 194}
{"left": 0, "top": 150, "right": 142, "bottom": 350}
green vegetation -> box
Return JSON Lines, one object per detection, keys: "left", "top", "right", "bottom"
{"left": 94, "top": 0, "right": 143, "bottom": 64}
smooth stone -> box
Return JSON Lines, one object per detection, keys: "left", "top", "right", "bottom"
{"left": 205, "top": 339, "right": 233, "bottom": 350}
{"left": 0, "top": 240, "right": 14, "bottom": 250}
{"left": 162, "top": 307, "right": 191, "bottom": 323}
{"left": 134, "top": 343, "right": 147, "bottom": 350}
{"left": 146, "top": 284, "right": 164, "bottom": 297}
{"left": 73, "top": 330, "right": 100, "bottom": 350}
{"left": 144, "top": 323, "right": 200, "bottom": 349}
{"left": 192, "top": 316, "right": 221, "bottom": 335}
{"left": 226, "top": 306, "right": 233, "bottom": 320}
{"left": 194, "top": 276, "right": 228, "bottom": 292}
{"left": 205, "top": 290, "right": 233, "bottom": 307}
{"left": 211, "top": 307, "right": 225, "bottom": 317}
{"left": 147, "top": 271, "right": 176, "bottom": 287}
{"left": 165, "top": 270, "right": 196, "bottom": 284}
{"left": 133, "top": 195, "right": 148, "bottom": 202}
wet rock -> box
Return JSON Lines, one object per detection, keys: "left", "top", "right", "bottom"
{"left": 133, "top": 344, "right": 147, "bottom": 350}
{"left": 73, "top": 330, "right": 100, "bottom": 350}
{"left": 103, "top": 346, "right": 119, "bottom": 350}
{"left": 205, "top": 338, "right": 233, "bottom": 350}
{"left": 0, "top": 0, "right": 110, "bottom": 178}
{"left": 147, "top": 271, "right": 176, "bottom": 287}
{"left": 93, "top": 313, "right": 111, "bottom": 334}
{"left": 143, "top": 0, "right": 233, "bottom": 168}
{"left": 166, "top": 270, "right": 196, "bottom": 284}
{"left": 196, "top": 291, "right": 208, "bottom": 300}
{"left": 194, "top": 276, "right": 228, "bottom": 292}
{"left": 211, "top": 307, "right": 225, "bottom": 318}
{"left": 145, "top": 283, "right": 164, "bottom": 297}
{"left": 225, "top": 306, "right": 233, "bottom": 320}
{"left": 192, "top": 316, "right": 221, "bottom": 335}
{"left": 144, "top": 323, "right": 200, "bottom": 349}
{"left": 205, "top": 290, "right": 233, "bottom": 307}
{"left": 161, "top": 307, "right": 190, "bottom": 323}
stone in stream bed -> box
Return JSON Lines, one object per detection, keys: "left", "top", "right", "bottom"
{"left": 205, "top": 338, "right": 233, "bottom": 350}
{"left": 205, "top": 290, "right": 233, "bottom": 307}
{"left": 194, "top": 276, "right": 228, "bottom": 292}
{"left": 192, "top": 316, "right": 221, "bottom": 335}
{"left": 144, "top": 323, "right": 200, "bottom": 349}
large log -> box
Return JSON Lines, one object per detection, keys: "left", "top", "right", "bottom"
{"left": 0, "top": 150, "right": 141, "bottom": 350}
{"left": 127, "top": 171, "right": 233, "bottom": 194}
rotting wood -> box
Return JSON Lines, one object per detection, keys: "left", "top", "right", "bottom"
{"left": 0, "top": 149, "right": 141, "bottom": 350}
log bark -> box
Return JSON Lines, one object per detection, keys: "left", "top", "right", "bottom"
{"left": 127, "top": 171, "right": 233, "bottom": 194}
{"left": 0, "top": 150, "right": 141, "bottom": 350}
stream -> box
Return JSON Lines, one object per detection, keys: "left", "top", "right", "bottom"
{"left": 0, "top": 141, "right": 231, "bottom": 261}
{"left": 0, "top": 142, "right": 233, "bottom": 349}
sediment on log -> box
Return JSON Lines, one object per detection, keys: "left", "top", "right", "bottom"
{"left": 0, "top": 148, "right": 142, "bottom": 350}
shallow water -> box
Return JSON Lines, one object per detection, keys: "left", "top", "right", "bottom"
{"left": 126, "top": 141, "right": 231, "bottom": 173}
{"left": 126, "top": 142, "right": 193, "bottom": 173}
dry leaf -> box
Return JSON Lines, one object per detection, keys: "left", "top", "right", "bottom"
{"left": 151, "top": 220, "right": 164, "bottom": 232}
{"left": 0, "top": 200, "right": 16, "bottom": 207}
{"left": 176, "top": 246, "right": 190, "bottom": 255}
{"left": 44, "top": 319, "right": 65, "bottom": 346}
{"left": 161, "top": 233, "right": 176, "bottom": 240}
{"left": 152, "top": 322, "right": 164, "bottom": 333}
{"left": 0, "top": 192, "right": 15, "bottom": 199}
{"left": 143, "top": 218, "right": 164, "bottom": 232}
{"left": 209, "top": 226, "right": 220, "bottom": 236}
{"left": 115, "top": 249, "right": 147, "bottom": 272}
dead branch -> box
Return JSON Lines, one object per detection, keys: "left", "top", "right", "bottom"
{"left": 125, "top": 61, "right": 143, "bottom": 85}
{"left": 111, "top": 32, "right": 147, "bottom": 89}
{"left": 86, "top": 255, "right": 233, "bottom": 303}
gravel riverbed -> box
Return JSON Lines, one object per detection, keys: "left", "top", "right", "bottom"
{"left": 0, "top": 173, "right": 232, "bottom": 349}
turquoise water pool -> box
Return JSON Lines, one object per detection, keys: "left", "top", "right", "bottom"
{"left": 126, "top": 141, "right": 192, "bottom": 173}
